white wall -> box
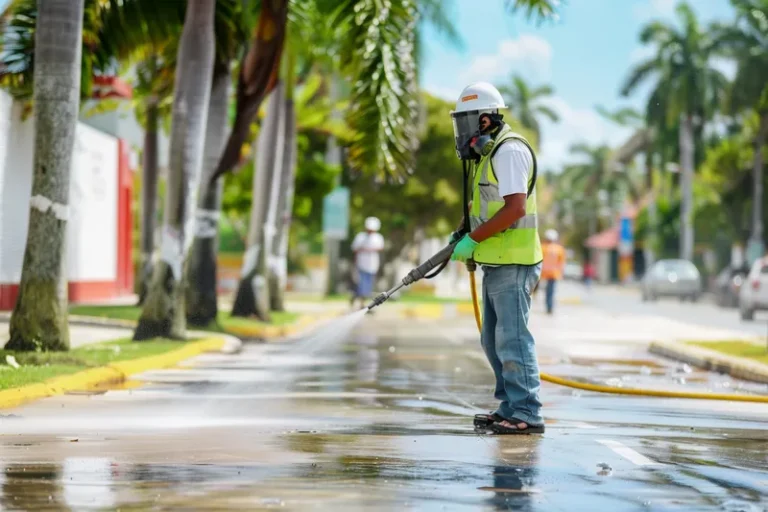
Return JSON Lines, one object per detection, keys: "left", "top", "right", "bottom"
{"left": 0, "top": 90, "right": 119, "bottom": 283}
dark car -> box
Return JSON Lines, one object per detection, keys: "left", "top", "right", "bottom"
{"left": 713, "top": 265, "right": 749, "bottom": 308}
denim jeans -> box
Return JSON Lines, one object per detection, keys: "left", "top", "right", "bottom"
{"left": 481, "top": 263, "right": 543, "bottom": 425}
{"left": 545, "top": 279, "right": 556, "bottom": 313}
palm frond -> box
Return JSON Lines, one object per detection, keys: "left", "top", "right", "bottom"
{"left": 535, "top": 104, "right": 559, "bottom": 122}
{"left": 620, "top": 57, "right": 659, "bottom": 97}
{"left": 503, "top": 0, "right": 564, "bottom": 24}
{"left": 335, "top": 0, "right": 419, "bottom": 180}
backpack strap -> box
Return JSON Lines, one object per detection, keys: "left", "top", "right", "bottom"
{"left": 489, "top": 136, "right": 538, "bottom": 198}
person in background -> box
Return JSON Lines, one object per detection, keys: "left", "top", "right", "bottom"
{"left": 541, "top": 229, "right": 566, "bottom": 314}
{"left": 350, "top": 216, "right": 385, "bottom": 310}
{"left": 583, "top": 259, "right": 595, "bottom": 290}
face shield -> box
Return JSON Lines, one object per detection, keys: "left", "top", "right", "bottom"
{"left": 450, "top": 109, "right": 498, "bottom": 160}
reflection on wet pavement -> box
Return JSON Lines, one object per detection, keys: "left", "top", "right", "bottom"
{"left": 0, "top": 313, "right": 766, "bottom": 511}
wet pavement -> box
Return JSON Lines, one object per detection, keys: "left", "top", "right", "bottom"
{"left": 1, "top": 298, "right": 768, "bottom": 511}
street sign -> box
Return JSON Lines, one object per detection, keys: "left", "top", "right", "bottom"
{"left": 619, "top": 217, "right": 633, "bottom": 256}
{"left": 322, "top": 186, "right": 350, "bottom": 240}
{"left": 746, "top": 239, "right": 765, "bottom": 266}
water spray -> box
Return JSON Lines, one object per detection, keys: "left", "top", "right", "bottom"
{"left": 367, "top": 239, "right": 459, "bottom": 311}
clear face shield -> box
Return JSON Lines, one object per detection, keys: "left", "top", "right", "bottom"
{"left": 450, "top": 109, "right": 498, "bottom": 160}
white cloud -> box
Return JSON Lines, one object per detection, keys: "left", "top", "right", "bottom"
{"left": 633, "top": 0, "right": 677, "bottom": 21}
{"left": 423, "top": 84, "right": 461, "bottom": 102}
{"left": 537, "top": 97, "right": 635, "bottom": 172}
{"left": 460, "top": 34, "right": 552, "bottom": 84}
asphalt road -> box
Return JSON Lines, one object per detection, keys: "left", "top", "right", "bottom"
{"left": 0, "top": 292, "right": 767, "bottom": 511}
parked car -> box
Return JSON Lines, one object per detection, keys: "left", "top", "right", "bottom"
{"left": 563, "top": 262, "right": 583, "bottom": 281}
{"left": 642, "top": 259, "right": 702, "bottom": 302}
{"left": 738, "top": 258, "right": 768, "bottom": 320}
{"left": 713, "top": 265, "right": 749, "bottom": 308}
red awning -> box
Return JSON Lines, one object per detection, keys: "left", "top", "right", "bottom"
{"left": 91, "top": 76, "right": 133, "bottom": 100}
{"left": 585, "top": 228, "right": 619, "bottom": 250}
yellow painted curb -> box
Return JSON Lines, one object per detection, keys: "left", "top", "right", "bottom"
{"left": 401, "top": 304, "right": 443, "bottom": 319}
{"left": 649, "top": 340, "right": 768, "bottom": 384}
{"left": 223, "top": 314, "right": 332, "bottom": 339}
{"left": 0, "top": 337, "right": 226, "bottom": 410}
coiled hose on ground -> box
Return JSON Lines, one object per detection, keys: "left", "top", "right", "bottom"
{"left": 467, "top": 270, "right": 768, "bottom": 403}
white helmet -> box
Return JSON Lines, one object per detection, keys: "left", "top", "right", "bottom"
{"left": 545, "top": 229, "right": 559, "bottom": 242}
{"left": 451, "top": 82, "right": 507, "bottom": 159}
{"left": 365, "top": 216, "right": 381, "bottom": 232}
{"left": 452, "top": 82, "right": 507, "bottom": 114}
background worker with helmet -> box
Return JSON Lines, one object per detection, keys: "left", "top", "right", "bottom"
{"left": 350, "top": 216, "right": 385, "bottom": 310}
{"left": 448, "top": 82, "right": 545, "bottom": 435}
{"left": 541, "top": 229, "right": 567, "bottom": 314}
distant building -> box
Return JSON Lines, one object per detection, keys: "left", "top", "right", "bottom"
{"left": 0, "top": 81, "right": 136, "bottom": 310}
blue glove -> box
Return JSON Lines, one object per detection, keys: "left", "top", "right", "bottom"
{"left": 451, "top": 235, "right": 478, "bottom": 262}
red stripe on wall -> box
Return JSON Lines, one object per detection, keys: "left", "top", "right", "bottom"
{"left": 116, "top": 140, "right": 134, "bottom": 294}
{"left": 0, "top": 281, "right": 122, "bottom": 310}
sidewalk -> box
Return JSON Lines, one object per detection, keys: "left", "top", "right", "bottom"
{"left": 0, "top": 316, "right": 132, "bottom": 349}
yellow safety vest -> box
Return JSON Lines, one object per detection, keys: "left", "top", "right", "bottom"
{"left": 469, "top": 125, "right": 543, "bottom": 266}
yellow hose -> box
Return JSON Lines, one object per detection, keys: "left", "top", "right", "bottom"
{"left": 467, "top": 270, "right": 768, "bottom": 403}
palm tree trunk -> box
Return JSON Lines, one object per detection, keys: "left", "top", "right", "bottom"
{"left": 679, "top": 114, "right": 695, "bottom": 261}
{"left": 230, "top": 83, "right": 285, "bottom": 319}
{"left": 748, "top": 110, "right": 768, "bottom": 258}
{"left": 325, "top": 75, "right": 343, "bottom": 297}
{"left": 269, "top": 83, "right": 297, "bottom": 312}
{"left": 6, "top": 0, "right": 85, "bottom": 352}
{"left": 138, "top": 96, "right": 160, "bottom": 305}
{"left": 133, "top": 0, "right": 216, "bottom": 341}
{"left": 185, "top": 62, "right": 231, "bottom": 328}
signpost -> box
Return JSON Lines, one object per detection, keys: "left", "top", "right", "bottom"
{"left": 322, "top": 186, "right": 349, "bottom": 295}
{"left": 322, "top": 186, "right": 349, "bottom": 240}
{"left": 618, "top": 212, "right": 634, "bottom": 283}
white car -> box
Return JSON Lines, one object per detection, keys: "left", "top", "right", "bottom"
{"left": 739, "top": 257, "right": 768, "bottom": 320}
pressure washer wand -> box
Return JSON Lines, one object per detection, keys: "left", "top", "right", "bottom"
{"left": 367, "top": 239, "right": 459, "bottom": 310}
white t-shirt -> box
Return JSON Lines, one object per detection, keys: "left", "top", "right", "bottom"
{"left": 491, "top": 139, "right": 532, "bottom": 198}
{"left": 352, "top": 231, "right": 385, "bottom": 274}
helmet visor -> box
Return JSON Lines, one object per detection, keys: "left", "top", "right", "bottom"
{"left": 451, "top": 109, "right": 496, "bottom": 155}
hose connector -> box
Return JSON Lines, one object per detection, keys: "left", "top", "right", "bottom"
{"left": 465, "top": 259, "right": 477, "bottom": 272}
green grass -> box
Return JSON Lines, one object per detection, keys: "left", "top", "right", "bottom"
{"left": 69, "top": 305, "right": 301, "bottom": 331}
{"left": 0, "top": 338, "right": 184, "bottom": 390}
{"left": 688, "top": 341, "right": 768, "bottom": 365}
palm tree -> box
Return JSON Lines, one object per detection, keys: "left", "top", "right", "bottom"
{"left": 5, "top": 0, "right": 85, "bottom": 351}
{"left": 713, "top": 0, "right": 768, "bottom": 259}
{"left": 563, "top": 142, "right": 640, "bottom": 235}
{"left": 620, "top": 2, "right": 729, "bottom": 261}
{"left": 133, "top": 0, "right": 217, "bottom": 340}
{"left": 184, "top": 61, "right": 231, "bottom": 327}
{"left": 499, "top": 75, "right": 559, "bottom": 144}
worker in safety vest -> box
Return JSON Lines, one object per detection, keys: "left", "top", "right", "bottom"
{"left": 448, "top": 82, "right": 544, "bottom": 435}
{"left": 541, "top": 229, "right": 566, "bottom": 314}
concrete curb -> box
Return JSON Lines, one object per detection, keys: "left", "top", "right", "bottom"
{"left": 649, "top": 340, "right": 768, "bottom": 384}
{"left": 0, "top": 336, "right": 232, "bottom": 410}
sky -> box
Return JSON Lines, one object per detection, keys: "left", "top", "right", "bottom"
{"left": 419, "top": 0, "right": 737, "bottom": 172}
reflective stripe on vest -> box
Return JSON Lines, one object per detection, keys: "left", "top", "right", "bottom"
{"left": 469, "top": 125, "right": 543, "bottom": 266}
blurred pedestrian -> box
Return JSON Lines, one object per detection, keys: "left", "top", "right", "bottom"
{"left": 350, "top": 216, "right": 385, "bottom": 310}
{"left": 583, "top": 260, "right": 595, "bottom": 290}
{"left": 541, "top": 229, "right": 566, "bottom": 314}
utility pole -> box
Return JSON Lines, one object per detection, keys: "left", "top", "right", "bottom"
{"left": 324, "top": 76, "right": 344, "bottom": 296}
{"left": 679, "top": 114, "right": 695, "bottom": 261}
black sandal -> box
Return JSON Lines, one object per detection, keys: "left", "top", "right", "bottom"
{"left": 473, "top": 412, "right": 505, "bottom": 429}
{"left": 489, "top": 420, "right": 545, "bottom": 435}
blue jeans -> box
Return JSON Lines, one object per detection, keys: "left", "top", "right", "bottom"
{"left": 545, "top": 279, "right": 556, "bottom": 313}
{"left": 481, "top": 263, "right": 543, "bottom": 426}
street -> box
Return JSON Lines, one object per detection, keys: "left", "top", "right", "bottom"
{"left": 1, "top": 284, "right": 767, "bottom": 511}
